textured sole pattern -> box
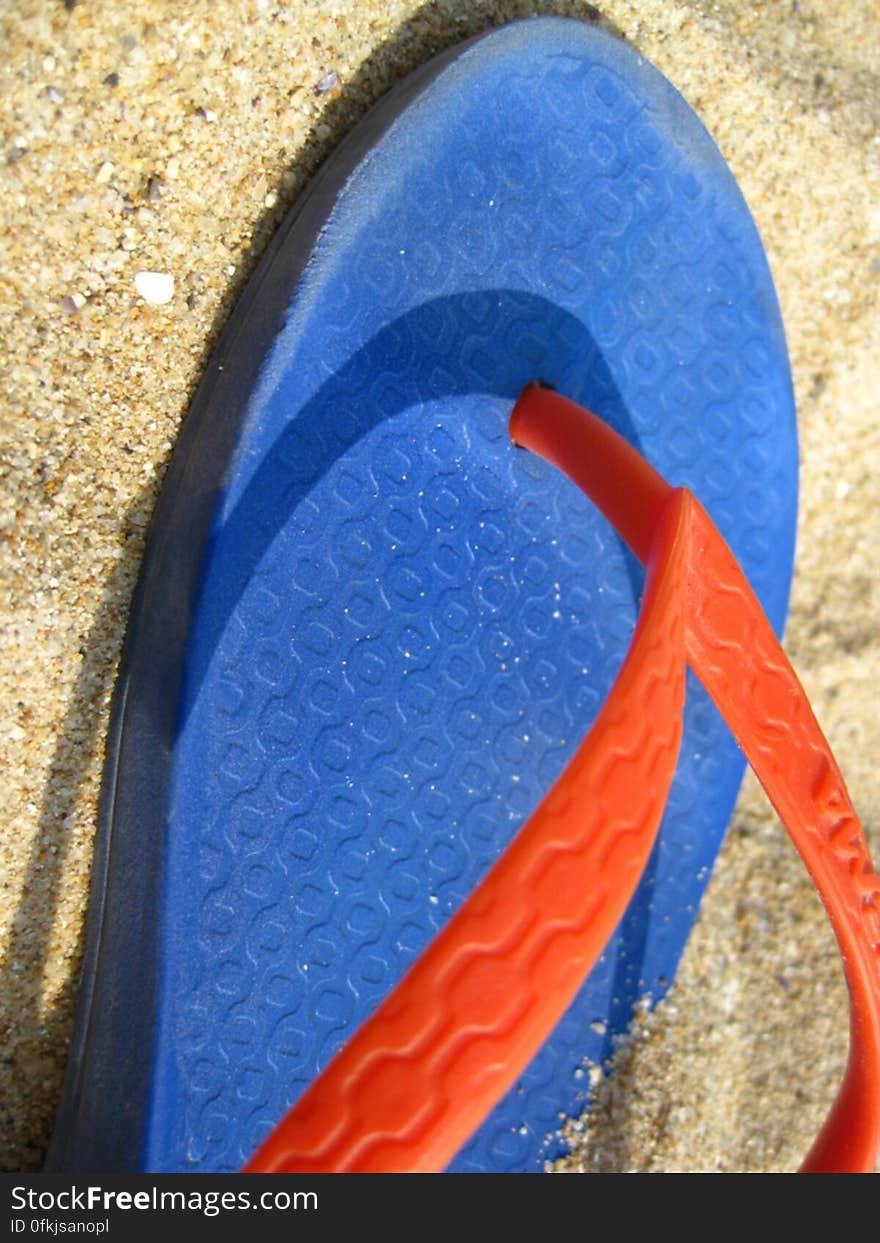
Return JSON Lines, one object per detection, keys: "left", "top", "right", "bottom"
{"left": 146, "top": 20, "right": 798, "bottom": 1171}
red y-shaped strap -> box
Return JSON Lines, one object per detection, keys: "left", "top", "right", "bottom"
{"left": 245, "top": 386, "right": 880, "bottom": 1173}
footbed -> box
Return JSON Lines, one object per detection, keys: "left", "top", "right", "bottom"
{"left": 51, "top": 18, "right": 798, "bottom": 1173}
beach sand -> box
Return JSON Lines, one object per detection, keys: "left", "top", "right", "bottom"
{"left": 1, "top": 0, "right": 877, "bottom": 1172}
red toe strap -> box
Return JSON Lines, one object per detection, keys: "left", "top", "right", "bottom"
{"left": 686, "top": 500, "right": 880, "bottom": 1172}
{"left": 244, "top": 386, "right": 880, "bottom": 1173}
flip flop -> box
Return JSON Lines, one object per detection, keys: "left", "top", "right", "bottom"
{"left": 50, "top": 16, "right": 831, "bottom": 1173}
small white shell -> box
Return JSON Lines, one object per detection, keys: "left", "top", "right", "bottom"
{"left": 134, "top": 270, "right": 174, "bottom": 305}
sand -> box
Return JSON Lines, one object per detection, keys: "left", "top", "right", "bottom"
{"left": 1, "top": 0, "right": 877, "bottom": 1173}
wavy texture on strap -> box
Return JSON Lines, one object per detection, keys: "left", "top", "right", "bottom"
{"left": 245, "top": 387, "right": 880, "bottom": 1173}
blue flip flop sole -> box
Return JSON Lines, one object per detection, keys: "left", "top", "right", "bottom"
{"left": 50, "top": 17, "right": 797, "bottom": 1173}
